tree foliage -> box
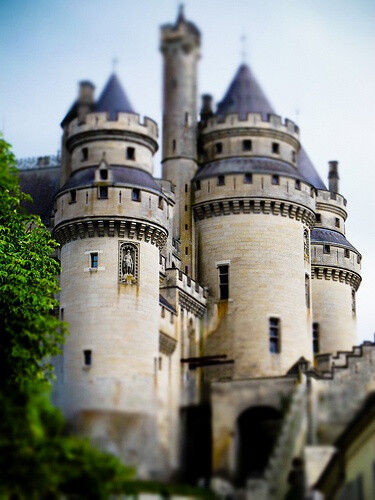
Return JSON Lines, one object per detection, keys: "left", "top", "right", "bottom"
{"left": 0, "top": 136, "right": 64, "bottom": 386}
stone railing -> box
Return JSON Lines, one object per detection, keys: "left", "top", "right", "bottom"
{"left": 262, "top": 377, "right": 308, "bottom": 499}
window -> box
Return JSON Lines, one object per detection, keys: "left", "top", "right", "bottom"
{"left": 99, "top": 186, "right": 108, "bottom": 199}
{"left": 132, "top": 188, "right": 140, "bottom": 202}
{"left": 70, "top": 189, "right": 76, "bottom": 203}
{"left": 126, "top": 147, "right": 135, "bottom": 160}
{"left": 185, "top": 184, "right": 188, "bottom": 193}
{"left": 244, "top": 173, "right": 252, "bottom": 184}
{"left": 195, "top": 180, "right": 201, "bottom": 190}
{"left": 292, "top": 151, "right": 296, "bottom": 162}
{"left": 158, "top": 196, "right": 164, "bottom": 209}
{"left": 172, "top": 139, "right": 176, "bottom": 152}
{"left": 185, "top": 246, "right": 188, "bottom": 255}
{"left": 215, "top": 142, "right": 223, "bottom": 154}
{"left": 316, "top": 214, "right": 322, "bottom": 223}
{"left": 335, "top": 218, "right": 340, "bottom": 228}
{"left": 90, "top": 252, "right": 98, "bottom": 269}
{"left": 185, "top": 224, "right": 188, "bottom": 230}
{"left": 242, "top": 139, "right": 252, "bottom": 151}
{"left": 305, "top": 274, "right": 310, "bottom": 308}
{"left": 310, "top": 187, "right": 315, "bottom": 197}
{"left": 218, "top": 175, "right": 225, "bottom": 186}
{"left": 85, "top": 191, "right": 89, "bottom": 204}
{"left": 185, "top": 204, "right": 188, "bottom": 211}
{"left": 218, "top": 264, "right": 229, "bottom": 300}
{"left": 352, "top": 289, "right": 356, "bottom": 314}
{"left": 161, "top": 306, "right": 165, "bottom": 318}
{"left": 272, "top": 142, "right": 279, "bottom": 154}
{"left": 100, "top": 169, "right": 108, "bottom": 180}
{"left": 158, "top": 356, "right": 162, "bottom": 370}
{"left": 323, "top": 245, "right": 330, "bottom": 254}
{"left": 185, "top": 265, "right": 188, "bottom": 274}
{"left": 272, "top": 175, "right": 279, "bottom": 185}
{"left": 119, "top": 191, "right": 122, "bottom": 203}
{"left": 344, "top": 248, "right": 350, "bottom": 258}
{"left": 84, "top": 350, "right": 92, "bottom": 366}
{"left": 269, "top": 318, "right": 280, "bottom": 353}
{"left": 295, "top": 180, "right": 301, "bottom": 190}
{"left": 81, "top": 147, "right": 88, "bottom": 161}
{"left": 312, "top": 323, "right": 319, "bottom": 354}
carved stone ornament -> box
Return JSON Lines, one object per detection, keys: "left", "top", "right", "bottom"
{"left": 303, "top": 228, "right": 310, "bottom": 263}
{"left": 118, "top": 241, "right": 139, "bottom": 285}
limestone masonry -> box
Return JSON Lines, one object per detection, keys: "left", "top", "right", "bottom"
{"left": 18, "top": 7, "right": 374, "bottom": 498}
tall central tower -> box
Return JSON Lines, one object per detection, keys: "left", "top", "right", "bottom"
{"left": 160, "top": 7, "right": 200, "bottom": 277}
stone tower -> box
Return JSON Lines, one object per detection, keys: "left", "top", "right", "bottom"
{"left": 194, "top": 64, "right": 316, "bottom": 378}
{"left": 310, "top": 161, "right": 361, "bottom": 354}
{"left": 53, "top": 74, "right": 169, "bottom": 476}
{"left": 160, "top": 6, "right": 200, "bottom": 277}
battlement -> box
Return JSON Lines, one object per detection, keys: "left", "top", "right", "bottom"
{"left": 164, "top": 268, "right": 206, "bottom": 304}
{"left": 202, "top": 112, "right": 299, "bottom": 138}
{"left": 17, "top": 154, "right": 61, "bottom": 170}
{"left": 67, "top": 112, "right": 158, "bottom": 141}
{"left": 316, "top": 189, "right": 347, "bottom": 219}
{"left": 161, "top": 18, "right": 201, "bottom": 48}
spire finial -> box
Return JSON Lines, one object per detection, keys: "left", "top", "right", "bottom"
{"left": 240, "top": 35, "right": 247, "bottom": 64}
{"left": 177, "top": 3, "right": 185, "bottom": 23}
{"left": 112, "top": 57, "right": 119, "bottom": 73}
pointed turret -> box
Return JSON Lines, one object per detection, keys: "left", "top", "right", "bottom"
{"left": 96, "top": 73, "right": 134, "bottom": 119}
{"left": 216, "top": 64, "right": 274, "bottom": 119}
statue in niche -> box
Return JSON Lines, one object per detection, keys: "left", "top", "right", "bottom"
{"left": 123, "top": 249, "right": 134, "bottom": 276}
{"left": 119, "top": 242, "right": 138, "bottom": 284}
{"left": 303, "top": 229, "right": 310, "bottom": 262}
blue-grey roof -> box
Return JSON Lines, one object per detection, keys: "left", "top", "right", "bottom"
{"left": 297, "top": 148, "right": 326, "bottom": 190}
{"left": 311, "top": 228, "right": 359, "bottom": 253}
{"left": 194, "top": 157, "right": 307, "bottom": 182}
{"left": 216, "top": 64, "right": 274, "bottom": 119}
{"left": 59, "top": 165, "right": 162, "bottom": 194}
{"left": 96, "top": 73, "right": 134, "bottom": 119}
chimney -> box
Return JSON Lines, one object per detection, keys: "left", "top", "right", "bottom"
{"left": 328, "top": 161, "right": 339, "bottom": 194}
{"left": 77, "top": 80, "right": 95, "bottom": 123}
{"left": 200, "top": 94, "right": 213, "bottom": 123}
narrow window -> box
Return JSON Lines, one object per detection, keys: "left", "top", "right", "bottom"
{"left": 312, "top": 323, "right": 319, "bottom": 354}
{"left": 90, "top": 252, "right": 98, "bottom": 269}
{"left": 242, "top": 139, "right": 252, "bottom": 151}
{"left": 119, "top": 191, "right": 122, "bottom": 203}
{"left": 316, "top": 214, "right": 322, "bottom": 223}
{"left": 126, "top": 147, "right": 135, "bottom": 160}
{"left": 272, "top": 175, "right": 279, "bottom": 185}
{"left": 185, "top": 184, "right": 188, "bottom": 193}
{"left": 158, "top": 196, "right": 164, "bottom": 209}
{"left": 195, "top": 180, "right": 201, "bottom": 190}
{"left": 185, "top": 112, "right": 189, "bottom": 125}
{"left": 357, "top": 255, "right": 360, "bottom": 264}
{"left": 335, "top": 218, "right": 340, "bottom": 228}
{"left": 215, "top": 142, "right": 223, "bottom": 154}
{"left": 272, "top": 142, "right": 279, "bottom": 154}
{"left": 170, "top": 312, "right": 174, "bottom": 324}
{"left": 100, "top": 169, "right": 108, "bottom": 180}
{"left": 83, "top": 349, "right": 92, "bottom": 366}
{"left": 185, "top": 224, "right": 188, "bottom": 230}
{"left": 161, "top": 306, "right": 165, "bottom": 318}
{"left": 185, "top": 247, "right": 188, "bottom": 255}
{"left": 323, "top": 245, "right": 330, "bottom": 254}
{"left": 70, "top": 189, "right": 76, "bottom": 203}
{"left": 85, "top": 191, "right": 89, "bottom": 204}
{"left": 158, "top": 357, "right": 162, "bottom": 370}
{"left": 218, "top": 175, "right": 225, "bottom": 186}
{"left": 81, "top": 147, "right": 88, "bottom": 161}
{"left": 310, "top": 187, "right": 315, "bottom": 197}
{"left": 172, "top": 139, "right": 176, "bottom": 152}
{"left": 244, "top": 173, "right": 252, "bottom": 184}
{"left": 53, "top": 199, "right": 57, "bottom": 212}
{"left": 269, "top": 318, "right": 280, "bottom": 353}
{"left": 292, "top": 150, "right": 296, "bottom": 162}
{"left": 185, "top": 265, "right": 188, "bottom": 274}
{"left": 352, "top": 289, "right": 356, "bottom": 314}
{"left": 99, "top": 186, "right": 108, "bottom": 199}
{"left": 132, "top": 188, "right": 140, "bottom": 202}
{"left": 305, "top": 274, "right": 310, "bottom": 308}
{"left": 344, "top": 249, "right": 350, "bottom": 258}
{"left": 218, "top": 264, "right": 229, "bottom": 300}
{"left": 295, "top": 180, "right": 301, "bottom": 190}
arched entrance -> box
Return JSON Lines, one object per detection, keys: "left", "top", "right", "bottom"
{"left": 236, "top": 406, "right": 282, "bottom": 486}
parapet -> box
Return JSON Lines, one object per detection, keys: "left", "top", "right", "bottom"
{"left": 202, "top": 112, "right": 299, "bottom": 139}
{"left": 66, "top": 112, "right": 158, "bottom": 143}
{"left": 316, "top": 189, "right": 347, "bottom": 219}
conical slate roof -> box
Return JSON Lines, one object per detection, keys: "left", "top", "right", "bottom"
{"left": 216, "top": 64, "right": 274, "bottom": 119}
{"left": 96, "top": 73, "right": 134, "bottom": 119}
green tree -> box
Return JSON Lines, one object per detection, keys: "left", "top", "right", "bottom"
{"left": 0, "top": 135, "right": 133, "bottom": 499}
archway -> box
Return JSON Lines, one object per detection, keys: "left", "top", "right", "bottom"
{"left": 236, "top": 406, "right": 282, "bottom": 486}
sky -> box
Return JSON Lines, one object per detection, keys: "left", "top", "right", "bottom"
{"left": 0, "top": 0, "right": 374, "bottom": 342}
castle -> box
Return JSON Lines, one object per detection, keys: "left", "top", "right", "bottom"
{"left": 17, "top": 7, "right": 375, "bottom": 498}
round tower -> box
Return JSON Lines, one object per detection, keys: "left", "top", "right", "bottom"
{"left": 311, "top": 162, "right": 361, "bottom": 355}
{"left": 53, "top": 74, "right": 169, "bottom": 476}
{"left": 194, "top": 66, "right": 316, "bottom": 378}
{"left": 160, "top": 6, "right": 200, "bottom": 276}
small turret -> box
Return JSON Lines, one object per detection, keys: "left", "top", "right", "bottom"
{"left": 200, "top": 94, "right": 214, "bottom": 123}
{"left": 328, "top": 160, "right": 340, "bottom": 194}
{"left": 77, "top": 80, "right": 95, "bottom": 122}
